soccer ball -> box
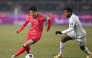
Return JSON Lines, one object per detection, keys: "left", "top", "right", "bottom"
{"left": 25, "top": 54, "right": 34, "bottom": 58}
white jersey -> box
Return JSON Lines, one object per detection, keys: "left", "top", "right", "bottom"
{"left": 62, "top": 14, "right": 86, "bottom": 38}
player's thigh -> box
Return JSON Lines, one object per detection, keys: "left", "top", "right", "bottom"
{"left": 61, "top": 34, "right": 73, "bottom": 42}
{"left": 24, "top": 39, "right": 34, "bottom": 47}
{"left": 77, "top": 37, "right": 86, "bottom": 46}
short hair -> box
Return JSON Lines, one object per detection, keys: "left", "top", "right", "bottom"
{"left": 64, "top": 7, "right": 72, "bottom": 13}
{"left": 29, "top": 6, "right": 37, "bottom": 11}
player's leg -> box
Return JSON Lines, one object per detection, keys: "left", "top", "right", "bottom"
{"left": 54, "top": 31, "right": 76, "bottom": 58}
{"left": 11, "top": 39, "right": 34, "bottom": 58}
{"left": 25, "top": 34, "right": 31, "bottom": 54}
{"left": 54, "top": 34, "right": 73, "bottom": 58}
{"left": 11, "top": 46, "right": 26, "bottom": 58}
{"left": 11, "top": 35, "right": 29, "bottom": 58}
{"left": 80, "top": 46, "right": 91, "bottom": 55}
{"left": 25, "top": 47, "right": 30, "bottom": 54}
{"left": 24, "top": 35, "right": 40, "bottom": 54}
{"left": 80, "top": 46, "right": 92, "bottom": 58}
{"left": 23, "top": 39, "right": 34, "bottom": 48}
{"left": 60, "top": 35, "right": 73, "bottom": 54}
{"left": 11, "top": 34, "right": 33, "bottom": 58}
{"left": 77, "top": 37, "right": 92, "bottom": 58}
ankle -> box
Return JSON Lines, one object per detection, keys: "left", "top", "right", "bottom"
{"left": 13, "top": 55, "right": 15, "bottom": 57}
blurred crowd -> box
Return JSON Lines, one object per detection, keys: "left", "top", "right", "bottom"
{"left": 0, "top": 0, "right": 92, "bottom": 13}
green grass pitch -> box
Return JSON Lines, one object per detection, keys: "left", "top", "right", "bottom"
{"left": 0, "top": 25, "right": 92, "bottom": 58}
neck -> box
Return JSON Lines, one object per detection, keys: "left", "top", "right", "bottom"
{"left": 69, "top": 13, "right": 72, "bottom": 18}
{"left": 33, "top": 14, "right": 38, "bottom": 18}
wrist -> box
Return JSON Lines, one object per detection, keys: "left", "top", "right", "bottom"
{"left": 61, "top": 31, "right": 64, "bottom": 34}
{"left": 61, "top": 31, "right": 62, "bottom": 34}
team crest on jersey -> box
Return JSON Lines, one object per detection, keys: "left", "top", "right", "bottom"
{"left": 70, "top": 22, "right": 73, "bottom": 26}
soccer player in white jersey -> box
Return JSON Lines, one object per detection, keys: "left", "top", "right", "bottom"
{"left": 54, "top": 7, "right": 92, "bottom": 58}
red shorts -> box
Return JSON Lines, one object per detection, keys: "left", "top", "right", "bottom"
{"left": 25, "top": 33, "right": 41, "bottom": 43}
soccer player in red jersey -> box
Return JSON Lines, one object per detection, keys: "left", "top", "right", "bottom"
{"left": 11, "top": 6, "right": 51, "bottom": 58}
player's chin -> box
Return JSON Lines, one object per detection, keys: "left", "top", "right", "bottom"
{"left": 66, "top": 16, "right": 70, "bottom": 18}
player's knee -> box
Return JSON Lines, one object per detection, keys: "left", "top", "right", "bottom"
{"left": 23, "top": 43, "right": 29, "bottom": 48}
{"left": 80, "top": 46, "right": 85, "bottom": 50}
{"left": 23, "top": 46, "right": 27, "bottom": 48}
{"left": 23, "top": 45, "right": 29, "bottom": 48}
{"left": 61, "top": 36, "right": 66, "bottom": 42}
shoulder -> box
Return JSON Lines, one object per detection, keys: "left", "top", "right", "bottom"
{"left": 26, "top": 14, "right": 32, "bottom": 20}
{"left": 27, "top": 14, "right": 31, "bottom": 17}
{"left": 69, "top": 14, "right": 78, "bottom": 21}
{"left": 38, "top": 14, "right": 47, "bottom": 18}
{"left": 38, "top": 14, "right": 46, "bottom": 19}
{"left": 38, "top": 14, "right": 43, "bottom": 17}
{"left": 72, "top": 14, "right": 78, "bottom": 19}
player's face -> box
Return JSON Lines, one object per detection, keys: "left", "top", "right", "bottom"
{"left": 30, "top": 10, "right": 37, "bottom": 18}
{"left": 64, "top": 10, "right": 71, "bottom": 18}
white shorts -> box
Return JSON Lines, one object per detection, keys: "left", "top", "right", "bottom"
{"left": 67, "top": 31, "right": 86, "bottom": 46}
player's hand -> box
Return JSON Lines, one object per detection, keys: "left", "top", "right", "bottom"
{"left": 55, "top": 31, "right": 62, "bottom": 35}
{"left": 16, "top": 30, "right": 20, "bottom": 34}
{"left": 46, "top": 28, "right": 50, "bottom": 32}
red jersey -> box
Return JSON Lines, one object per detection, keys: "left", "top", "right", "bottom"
{"left": 18, "top": 14, "right": 51, "bottom": 42}
{"left": 25, "top": 14, "right": 46, "bottom": 39}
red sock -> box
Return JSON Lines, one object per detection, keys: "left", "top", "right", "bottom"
{"left": 14, "top": 47, "right": 25, "bottom": 57}
{"left": 25, "top": 47, "right": 30, "bottom": 54}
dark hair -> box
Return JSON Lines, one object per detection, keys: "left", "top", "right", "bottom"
{"left": 29, "top": 6, "right": 37, "bottom": 11}
{"left": 64, "top": 7, "right": 72, "bottom": 13}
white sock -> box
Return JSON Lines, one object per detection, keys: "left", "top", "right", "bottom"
{"left": 11, "top": 55, "right": 15, "bottom": 58}
{"left": 60, "top": 42, "right": 65, "bottom": 55}
{"left": 83, "top": 47, "right": 91, "bottom": 55}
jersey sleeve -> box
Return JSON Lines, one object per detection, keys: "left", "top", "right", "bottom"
{"left": 62, "top": 18, "right": 75, "bottom": 34}
{"left": 43, "top": 15, "right": 51, "bottom": 31}
{"left": 18, "top": 15, "right": 30, "bottom": 32}
{"left": 43, "top": 16, "right": 50, "bottom": 21}
{"left": 25, "top": 15, "right": 30, "bottom": 23}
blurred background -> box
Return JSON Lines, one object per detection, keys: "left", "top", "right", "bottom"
{"left": 0, "top": 0, "right": 92, "bottom": 58}
{"left": 0, "top": 0, "right": 92, "bottom": 26}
